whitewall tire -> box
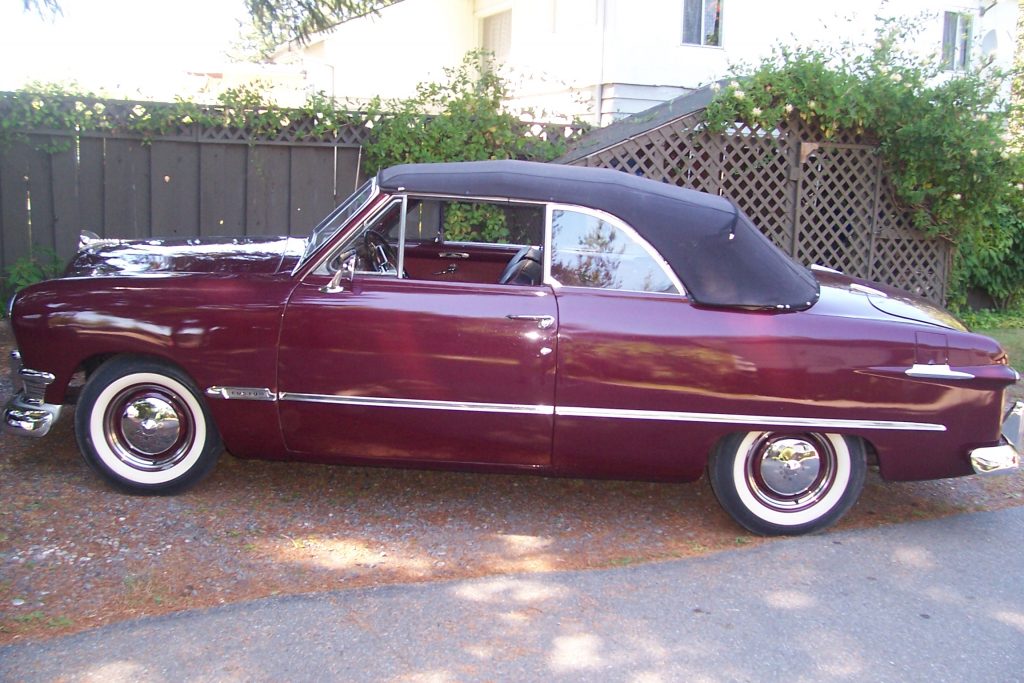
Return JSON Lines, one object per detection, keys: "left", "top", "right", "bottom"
{"left": 75, "top": 357, "right": 223, "bottom": 494}
{"left": 708, "top": 431, "right": 866, "bottom": 536}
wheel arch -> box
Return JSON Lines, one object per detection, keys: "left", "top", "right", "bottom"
{"left": 61, "top": 351, "right": 205, "bottom": 405}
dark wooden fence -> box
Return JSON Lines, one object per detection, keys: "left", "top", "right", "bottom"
{"left": 0, "top": 96, "right": 582, "bottom": 272}
{"left": 0, "top": 98, "right": 371, "bottom": 269}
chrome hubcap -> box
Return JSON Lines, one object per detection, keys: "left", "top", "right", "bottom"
{"left": 104, "top": 385, "right": 194, "bottom": 471}
{"left": 758, "top": 438, "right": 821, "bottom": 496}
{"left": 746, "top": 434, "right": 837, "bottom": 511}
{"left": 120, "top": 396, "right": 181, "bottom": 455}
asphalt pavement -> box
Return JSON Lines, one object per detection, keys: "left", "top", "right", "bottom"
{"left": 3, "top": 507, "right": 1023, "bottom": 682}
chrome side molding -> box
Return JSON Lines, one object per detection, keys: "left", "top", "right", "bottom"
{"left": 272, "top": 391, "right": 945, "bottom": 432}
{"left": 205, "top": 386, "right": 277, "bottom": 401}
{"left": 279, "top": 392, "right": 554, "bottom": 415}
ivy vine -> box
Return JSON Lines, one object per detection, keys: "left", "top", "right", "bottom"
{"left": 0, "top": 80, "right": 366, "bottom": 150}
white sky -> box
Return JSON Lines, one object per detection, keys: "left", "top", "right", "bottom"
{"left": 0, "top": 0, "right": 249, "bottom": 99}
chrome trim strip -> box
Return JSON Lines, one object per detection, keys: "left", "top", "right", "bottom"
{"left": 396, "top": 194, "right": 407, "bottom": 277}
{"left": 850, "top": 282, "right": 888, "bottom": 297}
{"left": 905, "top": 364, "right": 975, "bottom": 380}
{"left": 278, "top": 392, "right": 554, "bottom": 415}
{"left": 554, "top": 405, "right": 946, "bottom": 432}
{"left": 275, "top": 391, "right": 945, "bottom": 432}
{"left": 293, "top": 180, "right": 380, "bottom": 276}
{"left": 205, "top": 386, "right": 277, "bottom": 401}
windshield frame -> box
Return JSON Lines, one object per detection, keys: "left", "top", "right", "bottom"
{"left": 292, "top": 178, "right": 378, "bottom": 274}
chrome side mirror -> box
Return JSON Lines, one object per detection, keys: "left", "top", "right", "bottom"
{"left": 320, "top": 254, "right": 356, "bottom": 294}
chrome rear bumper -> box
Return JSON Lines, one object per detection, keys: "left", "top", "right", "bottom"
{"left": 3, "top": 350, "right": 62, "bottom": 438}
{"left": 969, "top": 401, "right": 1023, "bottom": 476}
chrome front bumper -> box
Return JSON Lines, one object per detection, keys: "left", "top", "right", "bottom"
{"left": 969, "top": 401, "right": 1023, "bottom": 476}
{"left": 3, "top": 350, "right": 62, "bottom": 438}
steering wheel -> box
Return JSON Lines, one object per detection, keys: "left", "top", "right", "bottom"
{"left": 363, "top": 231, "right": 398, "bottom": 274}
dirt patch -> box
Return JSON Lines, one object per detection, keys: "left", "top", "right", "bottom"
{"left": 2, "top": 337, "right": 1022, "bottom": 643}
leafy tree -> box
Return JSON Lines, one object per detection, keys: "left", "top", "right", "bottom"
{"left": 1010, "top": 1, "right": 1024, "bottom": 151}
{"left": 244, "top": 0, "right": 398, "bottom": 47}
{"left": 19, "top": 0, "right": 396, "bottom": 47}
{"left": 21, "top": 0, "right": 60, "bottom": 19}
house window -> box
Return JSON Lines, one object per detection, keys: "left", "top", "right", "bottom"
{"left": 482, "top": 10, "right": 512, "bottom": 64}
{"left": 682, "top": 0, "right": 722, "bottom": 46}
{"left": 941, "top": 11, "right": 972, "bottom": 71}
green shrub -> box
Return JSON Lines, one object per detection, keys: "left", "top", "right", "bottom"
{"left": 2, "top": 249, "right": 63, "bottom": 311}
{"left": 361, "top": 50, "right": 580, "bottom": 174}
{"left": 702, "top": 18, "right": 1024, "bottom": 307}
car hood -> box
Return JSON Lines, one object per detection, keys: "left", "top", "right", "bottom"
{"left": 811, "top": 269, "right": 967, "bottom": 331}
{"left": 64, "top": 235, "right": 306, "bottom": 277}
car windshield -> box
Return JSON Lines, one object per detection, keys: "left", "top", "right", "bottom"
{"left": 296, "top": 179, "right": 376, "bottom": 270}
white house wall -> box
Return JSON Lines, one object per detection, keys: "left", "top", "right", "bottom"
{"left": 293, "top": 0, "right": 478, "bottom": 103}
{"left": 282, "top": 0, "right": 1019, "bottom": 122}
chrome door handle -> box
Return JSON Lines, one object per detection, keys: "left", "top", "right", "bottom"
{"left": 506, "top": 314, "right": 555, "bottom": 329}
{"left": 439, "top": 251, "right": 470, "bottom": 259}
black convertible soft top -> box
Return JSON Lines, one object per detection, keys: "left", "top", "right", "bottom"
{"left": 377, "top": 160, "right": 819, "bottom": 310}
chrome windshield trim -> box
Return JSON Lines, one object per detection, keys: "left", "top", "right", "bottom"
{"left": 275, "top": 391, "right": 944, "bottom": 432}
{"left": 293, "top": 179, "right": 379, "bottom": 276}
{"left": 205, "top": 386, "right": 277, "bottom": 401}
{"left": 554, "top": 406, "right": 946, "bottom": 432}
{"left": 279, "top": 392, "right": 554, "bottom": 415}
{"left": 308, "top": 196, "right": 405, "bottom": 278}
{"left": 905, "top": 364, "right": 975, "bottom": 380}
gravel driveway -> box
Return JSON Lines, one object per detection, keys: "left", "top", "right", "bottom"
{"left": 2, "top": 331, "right": 1022, "bottom": 643}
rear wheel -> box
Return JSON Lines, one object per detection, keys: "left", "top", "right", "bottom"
{"left": 75, "top": 357, "right": 222, "bottom": 494}
{"left": 708, "top": 431, "right": 866, "bottom": 536}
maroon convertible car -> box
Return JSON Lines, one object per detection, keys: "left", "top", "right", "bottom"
{"left": 5, "top": 160, "right": 1021, "bottom": 535}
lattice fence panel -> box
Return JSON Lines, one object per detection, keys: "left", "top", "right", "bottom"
{"left": 871, "top": 237, "right": 948, "bottom": 301}
{"left": 719, "top": 120, "right": 796, "bottom": 250}
{"left": 870, "top": 183, "right": 950, "bottom": 300}
{"left": 580, "top": 116, "right": 800, "bottom": 254}
{"left": 567, "top": 108, "right": 951, "bottom": 302}
{"left": 794, "top": 144, "right": 881, "bottom": 278}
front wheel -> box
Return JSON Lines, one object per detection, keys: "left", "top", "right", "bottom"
{"left": 75, "top": 357, "right": 223, "bottom": 494}
{"left": 708, "top": 431, "right": 866, "bottom": 536}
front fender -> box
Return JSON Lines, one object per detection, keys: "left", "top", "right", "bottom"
{"left": 10, "top": 274, "right": 292, "bottom": 406}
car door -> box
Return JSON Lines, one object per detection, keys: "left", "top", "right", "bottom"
{"left": 543, "top": 204, "right": 713, "bottom": 481}
{"left": 277, "top": 195, "right": 557, "bottom": 468}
